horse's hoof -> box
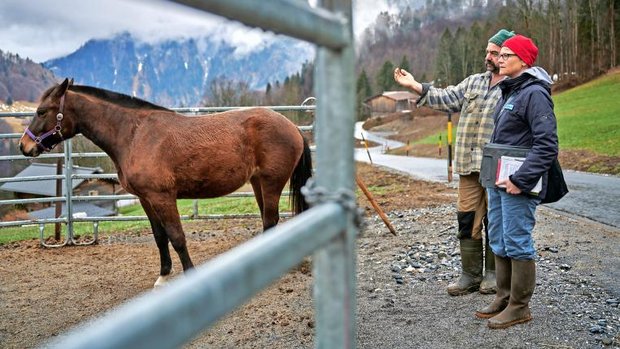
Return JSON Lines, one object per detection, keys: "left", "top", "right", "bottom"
{"left": 153, "top": 275, "right": 171, "bottom": 288}
{"left": 153, "top": 269, "right": 175, "bottom": 288}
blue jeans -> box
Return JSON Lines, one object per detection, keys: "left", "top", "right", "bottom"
{"left": 487, "top": 188, "right": 541, "bottom": 260}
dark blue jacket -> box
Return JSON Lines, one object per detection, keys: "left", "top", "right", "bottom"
{"left": 490, "top": 67, "right": 558, "bottom": 199}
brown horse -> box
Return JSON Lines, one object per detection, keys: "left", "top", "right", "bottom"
{"left": 20, "top": 78, "right": 312, "bottom": 286}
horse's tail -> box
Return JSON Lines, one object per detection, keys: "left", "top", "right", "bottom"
{"left": 290, "top": 133, "right": 312, "bottom": 215}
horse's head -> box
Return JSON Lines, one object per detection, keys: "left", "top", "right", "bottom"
{"left": 20, "top": 78, "right": 77, "bottom": 157}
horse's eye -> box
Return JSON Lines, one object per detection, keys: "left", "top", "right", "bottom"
{"left": 36, "top": 109, "right": 47, "bottom": 117}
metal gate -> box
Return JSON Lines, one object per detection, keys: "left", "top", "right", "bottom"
{"left": 0, "top": 105, "right": 314, "bottom": 247}
{"left": 31, "top": 0, "right": 356, "bottom": 348}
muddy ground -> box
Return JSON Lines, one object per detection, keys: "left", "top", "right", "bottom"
{"left": 0, "top": 163, "right": 618, "bottom": 349}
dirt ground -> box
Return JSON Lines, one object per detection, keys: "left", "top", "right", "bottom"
{"left": 0, "top": 162, "right": 619, "bottom": 348}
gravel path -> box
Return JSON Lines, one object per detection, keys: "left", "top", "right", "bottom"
{"left": 356, "top": 204, "right": 620, "bottom": 349}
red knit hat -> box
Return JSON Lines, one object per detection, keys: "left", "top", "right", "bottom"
{"left": 502, "top": 35, "right": 538, "bottom": 67}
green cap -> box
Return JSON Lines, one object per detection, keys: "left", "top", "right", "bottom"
{"left": 489, "top": 29, "right": 515, "bottom": 46}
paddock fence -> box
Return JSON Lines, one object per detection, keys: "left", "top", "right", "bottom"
{"left": 0, "top": 105, "right": 315, "bottom": 247}
{"left": 24, "top": 0, "right": 357, "bottom": 348}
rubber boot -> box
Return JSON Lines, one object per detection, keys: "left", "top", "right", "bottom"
{"left": 479, "top": 238, "right": 497, "bottom": 294}
{"left": 447, "top": 239, "right": 483, "bottom": 296}
{"left": 475, "top": 255, "right": 510, "bottom": 318}
{"left": 488, "top": 259, "right": 536, "bottom": 329}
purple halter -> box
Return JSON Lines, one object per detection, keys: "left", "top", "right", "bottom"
{"left": 24, "top": 93, "right": 66, "bottom": 152}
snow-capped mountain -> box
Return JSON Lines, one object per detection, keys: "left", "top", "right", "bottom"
{"left": 44, "top": 32, "right": 314, "bottom": 107}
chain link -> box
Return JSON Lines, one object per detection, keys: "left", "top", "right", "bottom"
{"left": 301, "top": 179, "right": 364, "bottom": 228}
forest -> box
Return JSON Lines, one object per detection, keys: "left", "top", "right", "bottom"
{"left": 213, "top": 0, "right": 619, "bottom": 121}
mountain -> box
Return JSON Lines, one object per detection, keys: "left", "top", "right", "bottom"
{"left": 0, "top": 50, "right": 57, "bottom": 103}
{"left": 44, "top": 32, "right": 314, "bottom": 107}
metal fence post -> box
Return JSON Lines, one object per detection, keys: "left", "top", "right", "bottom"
{"left": 64, "top": 139, "right": 75, "bottom": 242}
{"left": 314, "top": 0, "right": 356, "bottom": 348}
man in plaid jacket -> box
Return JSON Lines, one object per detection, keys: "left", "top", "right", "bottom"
{"left": 394, "top": 29, "right": 515, "bottom": 296}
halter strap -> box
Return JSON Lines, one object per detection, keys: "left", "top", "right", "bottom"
{"left": 24, "top": 93, "right": 66, "bottom": 152}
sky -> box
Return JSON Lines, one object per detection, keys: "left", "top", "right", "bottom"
{"left": 0, "top": 0, "right": 395, "bottom": 63}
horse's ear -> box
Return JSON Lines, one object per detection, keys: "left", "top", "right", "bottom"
{"left": 69, "top": 78, "right": 74, "bottom": 86}
{"left": 55, "top": 78, "right": 71, "bottom": 97}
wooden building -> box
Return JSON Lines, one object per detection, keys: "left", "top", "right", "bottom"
{"left": 364, "top": 91, "right": 419, "bottom": 117}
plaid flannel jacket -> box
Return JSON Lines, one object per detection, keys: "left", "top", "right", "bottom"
{"left": 417, "top": 71, "right": 503, "bottom": 175}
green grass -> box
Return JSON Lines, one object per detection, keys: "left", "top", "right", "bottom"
{"left": 0, "top": 196, "right": 293, "bottom": 245}
{"left": 553, "top": 72, "right": 620, "bottom": 156}
{"left": 409, "top": 71, "right": 620, "bottom": 156}
{"left": 415, "top": 127, "right": 457, "bottom": 146}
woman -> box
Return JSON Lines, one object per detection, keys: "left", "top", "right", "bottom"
{"left": 475, "top": 35, "right": 558, "bottom": 329}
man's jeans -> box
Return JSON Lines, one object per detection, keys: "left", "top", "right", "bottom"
{"left": 487, "top": 187, "right": 540, "bottom": 260}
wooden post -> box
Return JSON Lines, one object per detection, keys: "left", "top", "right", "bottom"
{"left": 355, "top": 175, "right": 397, "bottom": 236}
{"left": 360, "top": 132, "right": 372, "bottom": 164}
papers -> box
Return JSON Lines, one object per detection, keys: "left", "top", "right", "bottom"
{"left": 496, "top": 156, "right": 542, "bottom": 194}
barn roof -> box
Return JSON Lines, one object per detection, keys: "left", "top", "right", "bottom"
{"left": 364, "top": 90, "right": 419, "bottom": 103}
{"left": 28, "top": 202, "right": 115, "bottom": 219}
{"left": 0, "top": 163, "right": 103, "bottom": 197}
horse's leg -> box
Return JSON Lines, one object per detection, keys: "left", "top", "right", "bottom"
{"left": 146, "top": 196, "right": 194, "bottom": 275}
{"left": 257, "top": 176, "right": 288, "bottom": 231}
{"left": 250, "top": 175, "right": 265, "bottom": 218}
{"left": 140, "top": 198, "right": 174, "bottom": 287}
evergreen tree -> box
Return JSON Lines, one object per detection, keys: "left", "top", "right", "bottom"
{"left": 399, "top": 55, "right": 411, "bottom": 73}
{"left": 376, "top": 60, "right": 396, "bottom": 92}
{"left": 356, "top": 70, "right": 373, "bottom": 120}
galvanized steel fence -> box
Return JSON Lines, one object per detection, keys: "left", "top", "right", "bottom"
{"left": 21, "top": 0, "right": 356, "bottom": 348}
{"left": 0, "top": 105, "right": 314, "bottom": 247}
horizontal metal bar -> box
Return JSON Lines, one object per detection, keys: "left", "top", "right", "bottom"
{"left": 0, "top": 153, "right": 65, "bottom": 161}
{"left": 71, "top": 174, "right": 119, "bottom": 180}
{"left": 0, "top": 217, "right": 66, "bottom": 227}
{"left": 47, "top": 202, "right": 346, "bottom": 349}
{"left": 0, "top": 174, "right": 65, "bottom": 183}
{"left": 0, "top": 133, "right": 22, "bottom": 139}
{"left": 171, "top": 105, "right": 315, "bottom": 113}
{"left": 0, "top": 211, "right": 295, "bottom": 228}
{"left": 0, "top": 112, "right": 32, "bottom": 118}
{"left": 171, "top": 0, "right": 349, "bottom": 50}
{"left": 0, "top": 105, "right": 315, "bottom": 120}
{"left": 0, "top": 196, "right": 64, "bottom": 206}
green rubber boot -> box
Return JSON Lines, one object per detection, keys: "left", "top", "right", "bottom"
{"left": 475, "top": 255, "right": 510, "bottom": 318}
{"left": 488, "top": 259, "right": 536, "bottom": 329}
{"left": 447, "top": 239, "right": 483, "bottom": 296}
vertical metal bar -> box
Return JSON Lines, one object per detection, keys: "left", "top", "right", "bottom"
{"left": 65, "top": 139, "right": 74, "bottom": 242}
{"left": 313, "top": 0, "right": 356, "bottom": 348}
{"left": 55, "top": 157, "right": 63, "bottom": 240}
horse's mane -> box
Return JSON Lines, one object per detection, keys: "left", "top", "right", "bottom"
{"left": 69, "top": 85, "right": 171, "bottom": 111}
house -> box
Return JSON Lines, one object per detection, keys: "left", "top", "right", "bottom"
{"left": 0, "top": 163, "right": 123, "bottom": 217}
{"left": 364, "top": 91, "right": 419, "bottom": 117}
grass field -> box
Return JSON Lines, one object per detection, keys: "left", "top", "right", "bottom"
{"left": 0, "top": 196, "right": 291, "bottom": 245}
{"left": 412, "top": 70, "right": 620, "bottom": 156}
{"left": 554, "top": 71, "right": 620, "bottom": 156}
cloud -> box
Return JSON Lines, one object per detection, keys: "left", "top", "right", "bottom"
{"left": 0, "top": 0, "right": 275, "bottom": 62}
{"left": 0, "top": 0, "right": 386, "bottom": 63}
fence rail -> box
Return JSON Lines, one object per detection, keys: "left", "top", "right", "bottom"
{"left": 0, "top": 105, "right": 314, "bottom": 243}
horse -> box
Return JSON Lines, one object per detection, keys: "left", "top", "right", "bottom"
{"left": 19, "top": 78, "right": 313, "bottom": 287}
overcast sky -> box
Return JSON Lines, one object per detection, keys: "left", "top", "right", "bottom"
{"left": 0, "top": 0, "right": 394, "bottom": 63}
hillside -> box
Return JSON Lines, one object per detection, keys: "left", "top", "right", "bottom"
{"left": 0, "top": 51, "right": 57, "bottom": 103}
{"left": 366, "top": 70, "right": 620, "bottom": 175}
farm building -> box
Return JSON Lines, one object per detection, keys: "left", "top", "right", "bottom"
{"left": 0, "top": 163, "right": 122, "bottom": 218}
{"left": 364, "top": 91, "right": 419, "bottom": 117}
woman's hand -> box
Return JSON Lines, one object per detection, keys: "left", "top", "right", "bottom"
{"left": 496, "top": 178, "right": 522, "bottom": 195}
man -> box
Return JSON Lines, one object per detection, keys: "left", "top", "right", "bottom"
{"left": 393, "top": 29, "right": 515, "bottom": 296}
